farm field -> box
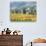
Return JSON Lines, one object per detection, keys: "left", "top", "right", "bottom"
{"left": 10, "top": 13, "right": 36, "bottom": 22}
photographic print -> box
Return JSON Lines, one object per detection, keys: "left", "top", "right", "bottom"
{"left": 10, "top": 1, "right": 37, "bottom": 22}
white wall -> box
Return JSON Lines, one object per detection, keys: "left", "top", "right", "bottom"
{"left": 33, "top": 43, "right": 46, "bottom": 46}
{"left": 0, "top": 0, "right": 46, "bottom": 46}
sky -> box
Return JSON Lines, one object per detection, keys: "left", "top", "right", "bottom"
{"left": 0, "top": 0, "right": 46, "bottom": 46}
{"left": 10, "top": 1, "right": 36, "bottom": 9}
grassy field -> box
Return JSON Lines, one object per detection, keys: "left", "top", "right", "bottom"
{"left": 10, "top": 13, "right": 36, "bottom": 22}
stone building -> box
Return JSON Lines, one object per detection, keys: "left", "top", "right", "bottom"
{"left": 0, "top": 28, "right": 23, "bottom": 46}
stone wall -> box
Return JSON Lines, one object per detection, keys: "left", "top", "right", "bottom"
{"left": 0, "top": 35, "right": 23, "bottom": 46}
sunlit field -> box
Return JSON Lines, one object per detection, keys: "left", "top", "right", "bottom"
{"left": 10, "top": 13, "right": 36, "bottom": 22}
